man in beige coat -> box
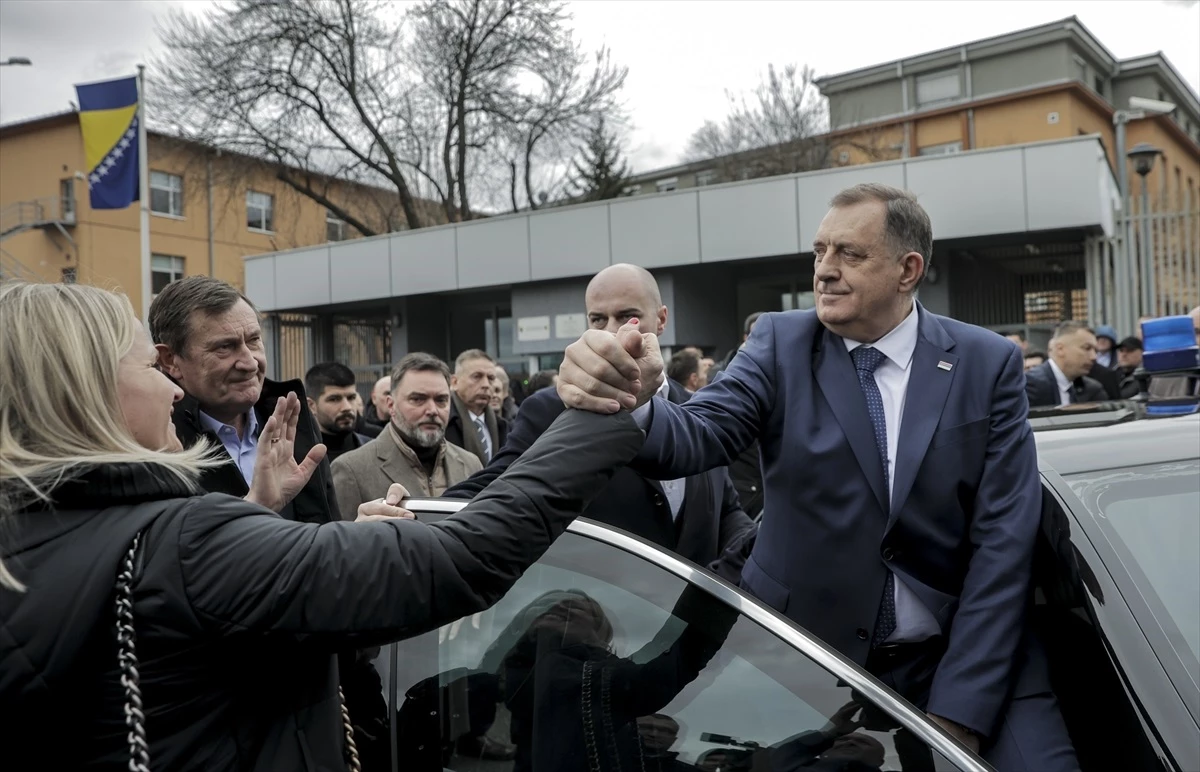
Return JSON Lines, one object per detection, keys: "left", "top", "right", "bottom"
{"left": 332, "top": 353, "right": 482, "bottom": 520}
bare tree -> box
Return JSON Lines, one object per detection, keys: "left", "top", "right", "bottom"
{"left": 683, "top": 64, "right": 886, "bottom": 181}
{"left": 152, "top": 0, "right": 626, "bottom": 233}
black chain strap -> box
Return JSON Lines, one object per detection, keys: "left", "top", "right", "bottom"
{"left": 115, "top": 531, "right": 151, "bottom": 772}
{"left": 339, "top": 686, "right": 361, "bottom": 772}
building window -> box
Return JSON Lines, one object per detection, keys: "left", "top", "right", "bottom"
{"left": 1093, "top": 75, "right": 1105, "bottom": 96}
{"left": 915, "top": 69, "right": 960, "bottom": 106}
{"left": 151, "top": 254, "right": 185, "bottom": 295}
{"left": 620, "top": 184, "right": 641, "bottom": 196}
{"left": 326, "top": 209, "right": 348, "bottom": 242}
{"left": 59, "top": 178, "right": 75, "bottom": 221}
{"left": 695, "top": 170, "right": 717, "bottom": 186}
{"left": 656, "top": 177, "right": 678, "bottom": 192}
{"left": 150, "top": 171, "right": 184, "bottom": 217}
{"left": 61, "top": 267, "right": 77, "bottom": 284}
{"left": 246, "top": 190, "right": 274, "bottom": 232}
{"left": 917, "top": 141, "right": 962, "bottom": 156}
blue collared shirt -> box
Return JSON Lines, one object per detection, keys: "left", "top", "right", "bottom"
{"left": 199, "top": 408, "right": 260, "bottom": 485}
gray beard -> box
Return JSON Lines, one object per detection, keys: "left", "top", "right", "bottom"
{"left": 396, "top": 420, "right": 444, "bottom": 449}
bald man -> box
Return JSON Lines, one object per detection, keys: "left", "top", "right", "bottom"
{"left": 365, "top": 375, "right": 392, "bottom": 428}
{"left": 444, "top": 264, "right": 753, "bottom": 569}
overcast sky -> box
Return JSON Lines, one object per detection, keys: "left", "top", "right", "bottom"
{"left": 1, "top": 0, "right": 1197, "bottom": 174}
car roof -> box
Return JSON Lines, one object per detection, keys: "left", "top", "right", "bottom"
{"left": 1034, "top": 411, "right": 1200, "bottom": 476}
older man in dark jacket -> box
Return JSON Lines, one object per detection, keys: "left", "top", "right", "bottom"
{"left": 150, "top": 276, "right": 336, "bottom": 523}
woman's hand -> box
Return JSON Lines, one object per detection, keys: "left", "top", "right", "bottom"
{"left": 245, "top": 392, "right": 327, "bottom": 512}
{"left": 356, "top": 483, "right": 416, "bottom": 522}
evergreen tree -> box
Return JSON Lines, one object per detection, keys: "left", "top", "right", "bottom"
{"left": 568, "top": 118, "right": 631, "bottom": 202}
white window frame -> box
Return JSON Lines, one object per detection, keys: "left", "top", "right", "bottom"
{"left": 246, "top": 190, "right": 274, "bottom": 233}
{"left": 695, "top": 170, "right": 717, "bottom": 186}
{"left": 150, "top": 171, "right": 184, "bottom": 217}
{"left": 915, "top": 69, "right": 960, "bottom": 107}
{"left": 917, "top": 141, "right": 963, "bottom": 157}
{"left": 326, "top": 209, "right": 348, "bottom": 242}
{"left": 621, "top": 184, "right": 642, "bottom": 196}
{"left": 151, "top": 254, "right": 185, "bottom": 296}
{"left": 656, "top": 177, "right": 678, "bottom": 192}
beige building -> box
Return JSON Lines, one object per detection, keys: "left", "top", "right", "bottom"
{"left": 0, "top": 111, "right": 427, "bottom": 317}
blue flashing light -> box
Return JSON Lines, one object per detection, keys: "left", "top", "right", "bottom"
{"left": 1140, "top": 315, "right": 1200, "bottom": 373}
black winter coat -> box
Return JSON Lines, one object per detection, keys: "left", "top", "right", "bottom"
{"left": 0, "top": 409, "right": 640, "bottom": 772}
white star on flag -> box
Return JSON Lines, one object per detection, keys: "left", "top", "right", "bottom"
{"left": 89, "top": 173, "right": 101, "bottom": 184}
{"left": 112, "top": 147, "right": 124, "bottom": 159}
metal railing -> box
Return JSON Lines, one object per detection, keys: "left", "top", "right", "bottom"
{"left": 0, "top": 194, "right": 76, "bottom": 240}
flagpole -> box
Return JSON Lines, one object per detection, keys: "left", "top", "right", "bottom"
{"left": 137, "top": 64, "right": 151, "bottom": 321}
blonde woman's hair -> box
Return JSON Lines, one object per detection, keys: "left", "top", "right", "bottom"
{"left": 0, "top": 281, "right": 218, "bottom": 591}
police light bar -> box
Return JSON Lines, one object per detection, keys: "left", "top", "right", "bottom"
{"left": 1135, "top": 314, "right": 1199, "bottom": 415}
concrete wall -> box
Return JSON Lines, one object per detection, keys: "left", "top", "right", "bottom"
{"left": 971, "top": 42, "right": 1072, "bottom": 98}
{"left": 245, "top": 136, "right": 1120, "bottom": 313}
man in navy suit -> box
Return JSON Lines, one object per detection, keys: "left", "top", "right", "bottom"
{"left": 555, "top": 184, "right": 1077, "bottom": 770}
{"left": 444, "top": 264, "right": 753, "bottom": 570}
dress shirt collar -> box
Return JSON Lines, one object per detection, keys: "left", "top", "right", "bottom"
{"left": 1048, "top": 359, "right": 1072, "bottom": 396}
{"left": 198, "top": 405, "right": 259, "bottom": 439}
{"left": 841, "top": 302, "right": 919, "bottom": 371}
{"left": 655, "top": 376, "right": 671, "bottom": 400}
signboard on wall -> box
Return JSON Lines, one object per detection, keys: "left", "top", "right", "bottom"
{"left": 554, "top": 313, "right": 586, "bottom": 339}
{"left": 516, "top": 315, "right": 551, "bottom": 342}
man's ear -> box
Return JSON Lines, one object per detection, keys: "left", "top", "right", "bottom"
{"left": 450, "top": 374, "right": 459, "bottom": 389}
{"left": 306, "top": 397, "right": 318, "bottom": 414}
{"left": 899, "top": 252, "right": 925, "bottom": 293}
{"left": 155, "top": 344, "right": 183, "bottom": 380}
{"left": 657, "top": 305, "right": 668, "bottom": 336}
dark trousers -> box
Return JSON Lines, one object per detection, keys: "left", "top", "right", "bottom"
{"left": 866, "top": 639, "right": 1079, "bottom": 772}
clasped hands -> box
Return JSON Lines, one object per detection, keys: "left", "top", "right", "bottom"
{"left": 556, "top": 321, "right": 665, "bottom": 414}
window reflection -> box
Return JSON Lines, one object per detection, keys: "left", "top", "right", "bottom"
{"left": 366, "top": 533, "right": 966, "bottom": 771}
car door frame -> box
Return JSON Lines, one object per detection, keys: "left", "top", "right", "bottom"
{"left": 396, "top": 497, "right": 991, "bottom": 772}
{"left": 1038, "top": 465, "right": 1200, "bottom": 772}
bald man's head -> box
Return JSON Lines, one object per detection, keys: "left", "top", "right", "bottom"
{"left": 585, "top": 263, "right": 668, "bottom": 335}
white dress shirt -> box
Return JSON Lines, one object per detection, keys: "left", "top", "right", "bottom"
{"left": 470, "top": 411, "right": 493, "bottom": 461}
{"left": 842, "top": 304, "right": 941, "bottom": 643}
{"left": 1047, "top": 359, "right": 1073, "bottom": 406}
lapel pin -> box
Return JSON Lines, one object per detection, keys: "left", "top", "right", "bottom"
{"left": 937, "top": 360, "right": 953, "bottom": 371}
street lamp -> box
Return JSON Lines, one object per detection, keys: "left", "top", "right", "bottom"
{"left": 1112, "top": 97, "right": 1176, "bottom": 333}
{"left": 0, "top": 57, "right": 33, "bottom": 67}
{"left": 1129, "top": 141, "right": 1164, "bottom": 318}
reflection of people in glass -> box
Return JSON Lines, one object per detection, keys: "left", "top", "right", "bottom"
{"left": 638, "top": 714, "right": 700, "bottom": 771}
{"left": 488, "top": 586, "right": 738, "bottom": 772}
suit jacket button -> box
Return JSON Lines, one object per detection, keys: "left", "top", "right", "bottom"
{"left": 856, "top": 628, "right": 869, "bottom": 641}
{"left": 882, "top": 548, "right": 895, "bottom": 561}
{"left": 654, "top": 494, "right": 664, "bottom": 505}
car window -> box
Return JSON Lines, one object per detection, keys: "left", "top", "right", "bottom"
{"left": 1065, "top": 460, "right": 1200, "bottom": 668}
{"left": 358, "top": 526, "right": 979, "bottom": 772}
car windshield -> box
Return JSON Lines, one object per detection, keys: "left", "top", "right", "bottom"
{"left": 1065, "top": 459, "right": 1200, "bottom": 665}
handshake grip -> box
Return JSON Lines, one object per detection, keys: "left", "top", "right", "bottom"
{"left": 557, "top": 321, "right": 665, "bottom": 415}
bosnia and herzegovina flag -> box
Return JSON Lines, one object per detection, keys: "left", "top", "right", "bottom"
{"left": 75, "top": 76, "right": 141, "bottom": 210}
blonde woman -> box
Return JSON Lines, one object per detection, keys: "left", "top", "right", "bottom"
{"left": 0, "top": 281, "right": 642, "bottom": 771}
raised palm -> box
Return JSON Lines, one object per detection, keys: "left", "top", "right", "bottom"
{"left": 246, "top": 392, "right": 326, "bottom": 512}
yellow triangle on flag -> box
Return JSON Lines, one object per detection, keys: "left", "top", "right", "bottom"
{"left": 80, "top": 104, "right": 138, "bottom": 172}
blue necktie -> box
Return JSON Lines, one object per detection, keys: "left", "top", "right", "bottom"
{"left": 851, "top": 346, "right": 896, "bottom": 645}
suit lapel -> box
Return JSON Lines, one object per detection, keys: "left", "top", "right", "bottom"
{"left": 890, "top": 308, "right": 957, "bottom": 523}
{"left": 674, "top": 473, "right": 709, "bottom": 552}
{"left": 376, "top": 434, "right": 411, "bottom": 486}
{"left": 813, "top": 329, "right": 889, "bottom": 514}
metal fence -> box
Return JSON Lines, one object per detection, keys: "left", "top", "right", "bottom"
{"left": 264, "top": 311, "right": 393, "bottom": 389}
{"left": 1094, "top": 191, "right": 1200, "bottom": 335}
{"left": 333, "top": 315, "right": 393, "bottom": 389}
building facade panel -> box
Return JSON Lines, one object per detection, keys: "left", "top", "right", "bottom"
{"left": 906, "top": 148, "right": 1027, "bottom": 239}
{"left": 274, "top": 246, "right": 332, "bottom": 307}
{"left": 529, "top": 204, "right": 611, "bottom": 280}
{"left": 608, "top": 192, "right": 701, "bottom": 268}
{"left": 455, "top": 216, "right": 531, "bottom": 289}
{"left": 828, "top": 79, "right": 904, "bottom": 129}
{"left": 795, "top": 164, "right": 907, "bottom": 250}
{"left": 244, "top": 257, "right": 276, "bottom": 310}
{"left": 330, "top": 237, "right": 391, "bottom": 303}
{"left": 388, "top": 227, "right": 457, "bottom": 296}
{"left": 698, "top": 178, "right": 800, "bottom": 262}
{"left": 1025, "top": 141, "right": 1116, "bottom": 233}
{"left": 970, "top": 42, "right": 1072, "bottom": 98}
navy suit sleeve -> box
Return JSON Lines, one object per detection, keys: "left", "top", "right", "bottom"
{"left": 634, "top": 314, "right": 779, "bottom": 479}
{"left": 442, "top": 389, "right": 560, "bottom": 500}
{"left": 927, "top": 344, "right": 1042, "bottom": 735}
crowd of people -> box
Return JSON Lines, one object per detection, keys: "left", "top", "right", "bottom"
{"left": 8, "top": 179, "right": 1197, "bottom": 770}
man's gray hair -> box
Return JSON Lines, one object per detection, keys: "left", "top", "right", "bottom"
{"left": 830, "top": 183, "right": 934, "bottom": 288}
{"left": 1051, "top": 320, "right": 1093, "bottom": 342}
{"left": 148, "top": 276, "right": 256, "bottom": 355}
{"left": 391, "top": 352, "right": 452, "bottom": 389}
{"left": 454, "top": 348, "right": 495, "bottom": 371}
